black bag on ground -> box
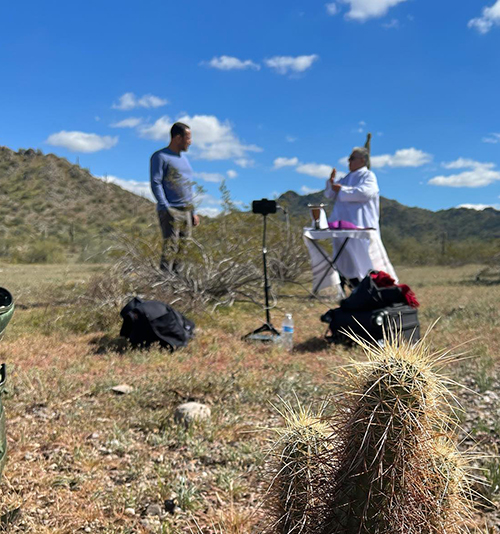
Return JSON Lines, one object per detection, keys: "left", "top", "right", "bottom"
{"left": 340, "top": 272, "right": 405, "bottom": 312}
{"left": 322, "top": 303, "right": 420, "bottom": 344}
{"left": 120, "top": 297, "right": 195, "bottom": 351}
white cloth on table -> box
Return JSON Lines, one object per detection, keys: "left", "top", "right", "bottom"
{"left": 302, "top": 231, "right": 344, "bottom": 298}
{"left": 303, "top": 228, "right": 398, "bottom": 294}
{"left": 324, "top": 166, "right": 397, "bottom": 281}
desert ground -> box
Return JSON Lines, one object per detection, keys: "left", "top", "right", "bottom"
{"left": 0, "top": 263, "right": 499, "bottom": 533}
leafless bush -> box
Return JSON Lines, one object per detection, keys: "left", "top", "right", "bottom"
{"left": 267, "top": 224, "right": 310, "bottom": 282}
{"left": 82, "top": 209, "right": 312, "bottom": 316}
{"left": 83, "top": 226, "right": 263, "bottom": 312}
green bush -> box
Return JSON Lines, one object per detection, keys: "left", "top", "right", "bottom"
{"left": 12, "top": 240, "right": 66, "bottom": 264}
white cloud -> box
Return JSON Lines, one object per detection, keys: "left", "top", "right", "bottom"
{"left": 198, "top": 207, "right": 222, "bottom": 217}
{"left": 97, "top": 175, "right": 153, "bottom": 200}
{"left": 46, "top": 131, "right": 118, "bottom": 153}
{"left": 382, "top": 18, "right": 400, "bottom": 28}
{"left": 300, "top": 185, "right": 322, "bottom": 194}
{"left": 203, "top": 55, "right": 260, "bottom": 71}
{"left": 354, "top": 120, "right": 367, "bottom": 133}
{"left": 468, "top": 0, "right": 500, "bottom": 34}
{"left": 110, "top": 117, "right": 143, "bottom": 128}
{"left": 370, "top": 148, "right": 432, "bottom": 168}
{"left": 264, "top": 54, "right": 319, "bottom": 75}
{"left": 457, "top": 203, "right": 500, "bottom": 211}
{"left": 429, "top": 159, "right": 500, "bottom": 187}
{"left": 326, "top": 2, "right": 339, "bottom": 15}
{"left": 140, "top": 114, "right": 262, "bottom": 161}
{"left": 296, "top": 163, "right": 332, "bottom": 179}
{"left": 273, "top": 156, "right": 300, "bottom": 169}
{"left": 341, "top": 0, "right": 407, "bottom": 21}
{"left": 483, "top": 133, "right": 500, "bottom": 144}
{"left": 234, "top": 158, "right": 255, "bottom": 168}
{"left": 193, "top": 172, "right": 226, "bottom": 183}
{"left": 286, "top": 135, "right": 297, "bottom": 143}
{"left": 112, "top": 92, "right": 168, "bottom": 110}
{"left": 441, "top": 158, "right": 494, "bottom": 170}
{"left": 138, "top": 95, "right": 167, "bottom": 108}
{"left": 227, "top": 170, "right": 238, "bottom": 179}
{"left": 197, "top": 193, "right": 223, "bottom": 217}
{"left": 138, "top": 115, "right": 172, "bottom": 140}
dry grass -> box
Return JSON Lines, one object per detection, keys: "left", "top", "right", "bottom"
{"left": 0, "top": 264, "right": 499, "bottom": 532}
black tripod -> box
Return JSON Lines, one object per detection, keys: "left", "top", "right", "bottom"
{"left": 244, "top": 200, "right": 281, "bottom": 342}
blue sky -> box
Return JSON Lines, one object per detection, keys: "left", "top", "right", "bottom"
{"left": 2, "top": 0, "right": 500, "bottom": 216}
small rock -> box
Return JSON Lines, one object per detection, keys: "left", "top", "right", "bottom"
{"left": 111, "top": 384, "right": 134, "bottom": 395}
{"left": 140, "top": 519, "right": 155, "bottom": 532}
{"left": 174, "top": 402, "right": 211, "bottom": 428}
{"left": 124, "top": 508, "right": 135, "bottom": 516}
{"left": 145, "top": 503, "right": 163, "bottom": 517}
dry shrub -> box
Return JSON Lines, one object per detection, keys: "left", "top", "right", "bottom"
{"left": 267, "top": 222, "right": 310, "bottom": 283}
{"left": 264, "top": 333, "right": 475, "bottom": 534}
{"left": 82, "top": 227, "right": 262, "bottom": 313}
{"left": 81, "top": 212, "right": 310, "bottom": 315}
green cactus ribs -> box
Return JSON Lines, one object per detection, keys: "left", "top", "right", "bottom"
{"left": 264, "top": 331, "right": 474, "bottom": 534}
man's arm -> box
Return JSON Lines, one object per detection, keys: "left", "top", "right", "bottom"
{"left": 150, "top": 152, "right": 169, "bottom": 210}
{"left": 337, "top": 172, "right": 379, "bottom": 203}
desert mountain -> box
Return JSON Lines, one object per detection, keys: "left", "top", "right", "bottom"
{"left": 1, "top": 146, "right": 499, "bottom": 264}
{"left": 0, "top": 146, "right": 155, "bottom": 261}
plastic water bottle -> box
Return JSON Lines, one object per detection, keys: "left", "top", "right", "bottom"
{"left": 281, "top": 313, "right": 294, "bottom": 351}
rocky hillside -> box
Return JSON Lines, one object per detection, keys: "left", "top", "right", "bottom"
{"left": 0, "top": 146, "right": 155, "bottom": 261}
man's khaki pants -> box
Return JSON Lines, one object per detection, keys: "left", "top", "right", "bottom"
{"left": 158, "top": 207, "right": 193, "bottom": 271}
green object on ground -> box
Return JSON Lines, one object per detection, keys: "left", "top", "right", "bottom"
{"left": 0, "top": 287, "right": 14, "bottom": 476}
{"left": 0, "top": 288, "right": 14, "bottom": 338}
{"left": 0, "top": 364, "right": 6, "bottom": 475}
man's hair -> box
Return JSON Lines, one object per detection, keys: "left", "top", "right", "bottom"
{"left": 351, "top": 147, "right": 369, "bottom": 165}
{"left": 170, "top": 122, "right": 190, "bottom": 139}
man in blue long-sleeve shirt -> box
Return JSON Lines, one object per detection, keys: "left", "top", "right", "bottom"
{"left": 150, "top": 122, "right": 200, "bottom": 270}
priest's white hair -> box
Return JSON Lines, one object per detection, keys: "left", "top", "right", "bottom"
{"left": 351, "top": 147, "right": 369, "bottom": 164}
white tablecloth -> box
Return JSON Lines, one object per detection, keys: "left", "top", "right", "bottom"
{"left": 303, "top": 227, "right": 398, "bottom": 296}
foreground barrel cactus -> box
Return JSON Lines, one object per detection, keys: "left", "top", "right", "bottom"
{"left": 266, "top": 333, "right": 473, "bottom": 534}
{"left": 0, "top": 287, "right": 14, "bottom": 476}
{"left": 266, "top": 401, "right": 331, "bottom": 534}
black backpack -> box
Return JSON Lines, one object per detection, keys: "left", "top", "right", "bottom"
{"left": 120, "top": 297, "right": 195, "bottom": 351}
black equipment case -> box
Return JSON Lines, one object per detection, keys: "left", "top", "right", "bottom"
{"left": 322, "top": 303, "right": 420, "bottom": 344}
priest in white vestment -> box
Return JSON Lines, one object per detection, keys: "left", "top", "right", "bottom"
{"left": 324, "top": 147, "right": 397, "bottom": 284}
